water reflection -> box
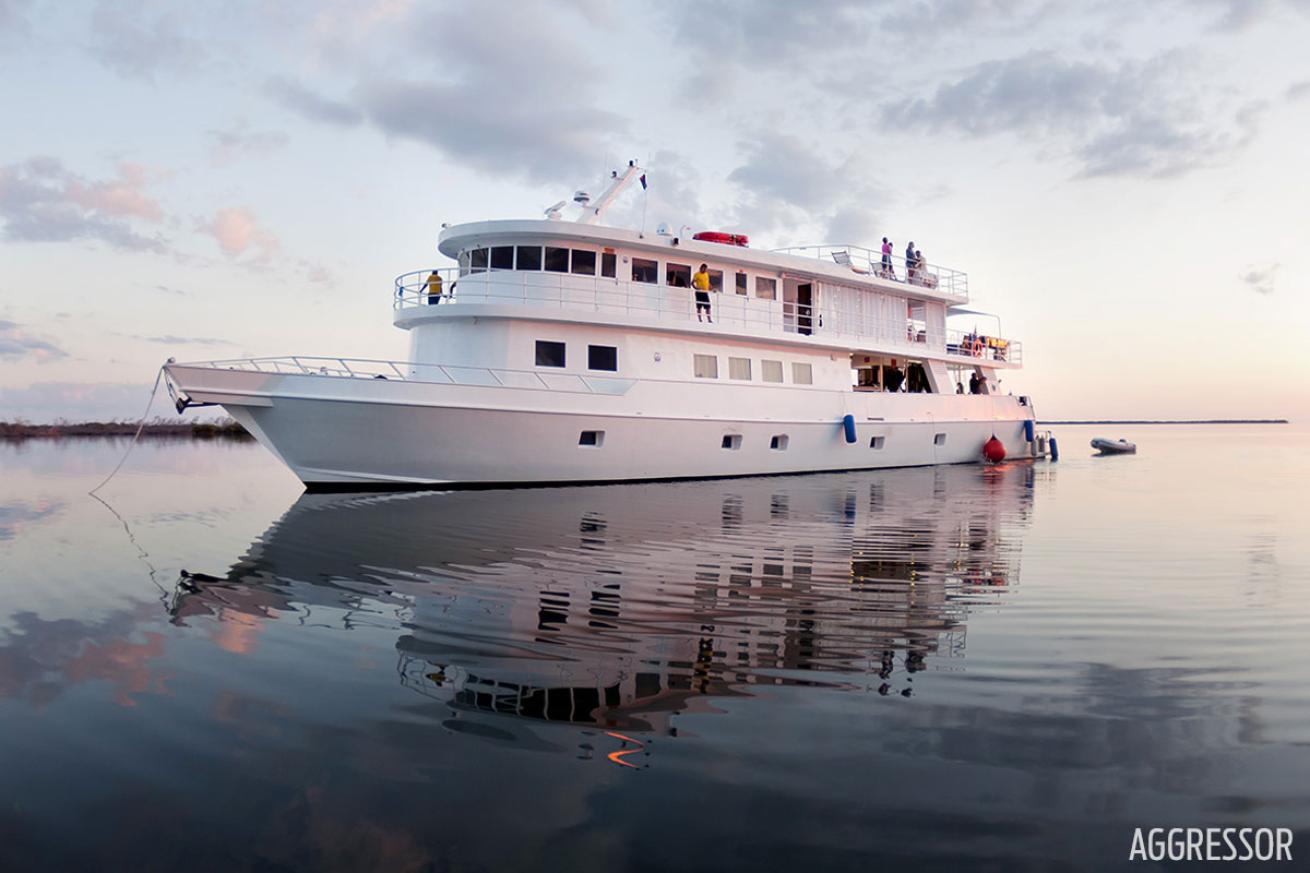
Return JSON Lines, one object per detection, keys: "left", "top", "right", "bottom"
{"left": 170, "top": 463, "right": 1036, "bottom": 733}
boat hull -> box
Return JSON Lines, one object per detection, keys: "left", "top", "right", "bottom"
{"left": 166, "top": 364, "right": 1039, "bottom": 487}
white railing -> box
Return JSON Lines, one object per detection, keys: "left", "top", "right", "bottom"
{"left": 391, "top": 268, "right": 1018, "bottom": 365}
{"left": 770, "top": 244, "right": 969, "bottom": 300}
{"left": 177, "top": 355, "right": 637, "bottom": 395}
{"left": 945, "top": 330, "right": 1019, "bottom": 365}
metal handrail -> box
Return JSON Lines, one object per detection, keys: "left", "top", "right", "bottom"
{"left": 769, "top": 244, "right": 968, "bottom": 300}
{"left": 388, "top": 268, "right": 1020, "bottom": 365}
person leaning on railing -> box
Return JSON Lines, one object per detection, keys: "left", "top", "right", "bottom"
{"left": 425, "top": 270, "right": 443, "bottom": 305}
{"left": 692, "top": 263, "right": 713, "bottom": 323}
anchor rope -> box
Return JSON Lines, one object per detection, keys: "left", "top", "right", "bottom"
{"left": 88, "top": 364, "right": 166, "bottom": 495}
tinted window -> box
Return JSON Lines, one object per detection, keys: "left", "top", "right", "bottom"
{"left": 470, "top": 248, "right": 488, "bottom": 273}
{"left": 666, "top": 263, "right": 691, "bottom": 287}
{"left": 632, "top": 258, "right": 658, "bottom": 283}
{"left": 588, "top": 345, "right": 617, "bottom": 371}
{"left": 535, "top": 340, "right": 566, "bottom": 367}
{"left": 761, "top": 360, "right": 783, "bottom": 383}
{"left": 736, "top": 272, "right": 748, "bottom": 295}
{"left": 571, "top": 249, "right": 597, "bottom": 275}
{"left": 490, "top": 246, "right": 514, "bottom": 269}
{"left": 516, "top": 246, "right": 542, "bottom": 270}
{"left": 693, "top": 354, "right": 718, "bottom": 378}
{"left": 755, "top": 277, "right": 777, "bottom": 299}
{"left": 601, "top": 252, "right": 616, "bottom": 278}
{"left": 708, "top": 269, "right": 724, "bottom": 292}
{"left": 544, "top": 247, "right": 569, "bottom": 272}
{"left": 728, "top": 357, "right": 751, "bottom": 380}
{"left": 792, "top": 362, "right": 813, "bottom": 385}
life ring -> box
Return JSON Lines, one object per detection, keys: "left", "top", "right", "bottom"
{"left": 693, "top": 231, "right": 749, "bottom": 247}
{"left": 970, "top": 339, "right": 984, "bottom": 357}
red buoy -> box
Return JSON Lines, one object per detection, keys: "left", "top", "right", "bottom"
{"left": 983, "top": 435, "right": 1006, "bottom": 463}
{"left": 692, "top": 231, "right": 749, "bottom": 247}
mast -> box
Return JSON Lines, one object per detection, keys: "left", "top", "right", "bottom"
{"left": 578, "top": 161, "right": 644, "bottom": 225}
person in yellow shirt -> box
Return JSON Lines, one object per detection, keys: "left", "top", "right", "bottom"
{"left": 692, "top": 263, "right": 712, "bottom": 322}
{"left": 425, "top": 270, "right": 443, "bottom": 305}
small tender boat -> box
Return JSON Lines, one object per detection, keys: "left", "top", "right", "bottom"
{"left": 1091, "top": 437, "right": 1136, "bottom": 455}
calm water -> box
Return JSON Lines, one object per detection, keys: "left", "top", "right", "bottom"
{"left": 2, "top": 426, "right": 1308, "bottom": 872}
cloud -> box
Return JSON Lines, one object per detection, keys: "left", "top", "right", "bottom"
{"left": 880, "top": 50, "right": 1264, "bottom": 179}
{"left": 1287, "top": 81, "right": 1310, "bottom": 101}
{"left": 264, "top": 76, "right": 363, "bottom": 126}
{"left": 132, "top": 334, "right": 234, "bottom": 347}
{"left": 86, "top": 1, "right": 204, "bottom": 80}
{"left": 0, "top": 320, "right": 69, "bottom": 363}
{"left": 200, "top": 207, "right": 280, "bottom": 262}
{"left": 0, "top": 157, "right": 169, "bottom": 252}
{"left": 1240, "top": 264, "right": 1279, "bottom": 295}
{"left": 207, "top": 122, "right": 290, "bottom": 166}
{"left": 1193, "top": 0, "right": 1310, "bottom": 30}
{"left": 674, "top": 0, "right": 878, "bottom": 66}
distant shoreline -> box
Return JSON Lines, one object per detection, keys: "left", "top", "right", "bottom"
{"left": 1, "top": 420, "right": 252, "bottom": 439}
{"left": 1038, "top": 420, "right": 1289, "bottom": 425}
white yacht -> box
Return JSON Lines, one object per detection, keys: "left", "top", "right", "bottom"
{"left": 164, "top": 163, "right": 1046, "bottom": 488}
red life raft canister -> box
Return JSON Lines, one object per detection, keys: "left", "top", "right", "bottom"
{"left": 693, "top": 231, "right": 749, "bottom": 247}
{"left": 982, "top": 435, "right": 1006, "bottom": 463}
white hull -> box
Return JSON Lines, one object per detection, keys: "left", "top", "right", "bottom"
{"left": 167, "top": 364, "right": 1038, "bottom": 487}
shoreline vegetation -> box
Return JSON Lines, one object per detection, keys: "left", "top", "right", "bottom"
{"left": 1038, "top": 419, "right": 1289, "bottom": 425}
{"left": 1, "top": 418, "right": 251, "bottom": 439}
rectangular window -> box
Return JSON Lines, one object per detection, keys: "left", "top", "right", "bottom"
{"left": 721, "top": 434, "right": 742, "bottom": 450}
{"left": 632, "top": 257, "right": 658, "bottom": 283}
{"left": 516, "top": 246, "right": 542, "bottom": 270}
{"left": 666, "top": 262, "right": 691, "bottom": 288}
{"left": 490, "top": 246, "right": 514, "bottom": 270}
{"left": 469, "top": 248, "right": 488, "bottom": 273}
{"left": 728, "top": 357, "right": 751, "bottom": 380}
{"left": 770, "top": 435, "right": 789, "bottom": 451}
{"left": 693, "top": 354, "right": 718, "bottom": 379}
{"left": 755, "top": 276, "right": 777, "bottom": 299}
{"left": 535, "top": 340, "right": 566, "bottom": 368}
{"left": 792, "top": 362, "right": 813, "bottom": 385}
{"left": 544, "top": 247, "right": 569, "bottom": 272}
{"left": 588, "top": 345, "right": 618, "bottom": 371}
{"left": 761, "top": 360, "right": 783, "bottom": 383}
{"left": 571, "top": 249, "right": 597, "bottom": 275}
{"left": 579, "top": 430, "right": 604, "bottom": 447}
{"left": 934, "top": 433, "right": 947, "bottom": 446}
{"left": 601, "top": 252, "right": 616, "bottom": 278}
{"left": 870, "top": 436, "right": 886, "bottom": 450}
{"left": 735, "top": 272, "right": 748, "bottom": 295}
{"left": 707, "top": 269, "right": 724, "bottom": 292}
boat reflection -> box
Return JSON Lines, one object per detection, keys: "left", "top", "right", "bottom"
{"left": 171, "top": 463, "right": 1037, "bottom": 732}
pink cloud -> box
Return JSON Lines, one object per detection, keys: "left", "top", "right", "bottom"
{"left": 203, "top": 206, "right": 280, "bottom": 262}
{"left": 64, "top": 161, "right": 164, "bottom": 222}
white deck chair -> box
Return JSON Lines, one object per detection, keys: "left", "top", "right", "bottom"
{"left": 832, "top": 250, "right": 870, "bottom": 275}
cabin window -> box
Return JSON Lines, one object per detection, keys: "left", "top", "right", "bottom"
{"left": 693, "top": 354, "right": 718, "bottom": 378}
{"left": 666, "top": 262, "right": 691, "bottom": 288}
{"left": 761, "top": 360, "right": 783, "bottom": 383}
{"left": 870, "top": 436, "right": 885, "bottom": 449}
{"left": 632, "top": 257, "right": 658, "bottom": 283}
{"left": 516, "top": 246, "right": 542, "bottom": 270}
{"left": 728, "top": 357, "right": 751, "bottom": 380}
{"left": 707, "top": 269, "right": 724, "bottom": 292}
{"left": 934, "top": 433, "right": 947, "bottom": 446}
{"left": 755, "top": 276, "right": 777, "bottom": 300}
{"left": 770, "top": 435, "right": 789, "bottom": 451}
{"left": 469, "top": 248, "right": 488, "bottom": 273}
{"left": 601, "top": 252, "right": 616, "bottom": 278}
{"left": 792, "top": 362, "right": 813, "bottom": 385}
{"left": 535, "top": 340, "right": 566, "bottom": 367}
{"left": 721, "top": 434, "right": 742, "bottom": 450}
{"left": 735, "top": 272, "right": 748, "bottom": 295}
{"left": 579, "top": 430, "right": 604, "bottom": 447}
{"left": 490, "top": 246, "right": 514, "bottom": 270}
{"left": 571, "top": 249, "right": 597, "bottom": 275}
{"left": 588, "top": 345, "right": 618, "bottom": 371}
{"left": 544, "top": 247, "right": 569, "bottom": 272}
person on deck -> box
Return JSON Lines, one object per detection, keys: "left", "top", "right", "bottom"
{"left": 969, "top": 371, "right": 981, "bottom": 394}
{"left": 692, "top": 263, "right": 713, "bottom": 322}
{"left": 905, "top": 241, "right": 917, "bottom": 281}
{"left": 884, "top": 359, "right": 905, "bottom": 393}
{"left": 425, "top": 270, "right": 443, "bottom": 305}
{"left": 881, "top": 238, "right": 895, "bottom": 278}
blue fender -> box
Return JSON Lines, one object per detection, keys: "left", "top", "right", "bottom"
{"left": 1049, "top": 436, "right": 1060, "bottom": 462}
{"left": 842, "top": 414, "right": 857, "bottom": 444}
{"left": 1024, "top": 419, "right": 1035, "bottom": 442}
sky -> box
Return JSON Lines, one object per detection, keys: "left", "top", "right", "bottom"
{"left": 1, "top": 0, "right": 1307, "bottom": 422}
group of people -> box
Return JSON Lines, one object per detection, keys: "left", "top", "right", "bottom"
{"left": 877, "top": 238, "right": 930, "bottom": 285}
{"left": 955, "top": 371, "right": 988, "bottom": 394}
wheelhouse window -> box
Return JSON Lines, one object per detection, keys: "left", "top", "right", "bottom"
{"left": 693, "top": 354, "right": 718, "bottom": 378}
{"left": 632, "top": 257, "right": 658, "bottom": 283}
{"left": 601, "top": 252, "right": 617, "bottom": 278}
{"left": 792, "top": 362, "right": 813, "bottom": 385}
{"left": 707, "top": 269, "right": 724, "bottom": 292}
{"left": 728, "top": 357, "right": 751, "bottom": 380}
{"left": 588, "top": 345, "right": 618, "bottom": 371}
{"left": 571, "top": 249, "right": 597, "bottom": 275}
{"left": 666, "top": 262, "right": 691, "bottom": 288}
{"left": 516, "top": 246, "right": 542, "bottom": 270}
{"left": 535, "top": 340, "right": 566, "bottom": 367}
{"left": 755, "top": 276, "right": 777, "bottom": 300}
{"left": 490, "top": 246, "right": 514, "bottom": 270}
{"left": 735, "top": 272, "right": 748, "bottom": 295}
{"left": 761, "top": 360, "right": 784, "bottom": 383}
{"left": 458, "top": 251, "right": 470, "bottom": 276}
{"left": 469, "top": 248, "right": 488, "bottom": 273}
{"left": 544, "top": 247, "right": 569, "bottom": 272}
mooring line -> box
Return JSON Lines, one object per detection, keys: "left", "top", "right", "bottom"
{"left": 88, "top": 364, "right": 165, "bottom": 496}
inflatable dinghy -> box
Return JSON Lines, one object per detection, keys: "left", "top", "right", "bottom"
{"left": 1091, "top": 437, "right": 1136, "bottom": 455}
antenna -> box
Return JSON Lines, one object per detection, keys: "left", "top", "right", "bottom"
{"left": 544, "top": 200, "right": 567, "bottom": 220}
